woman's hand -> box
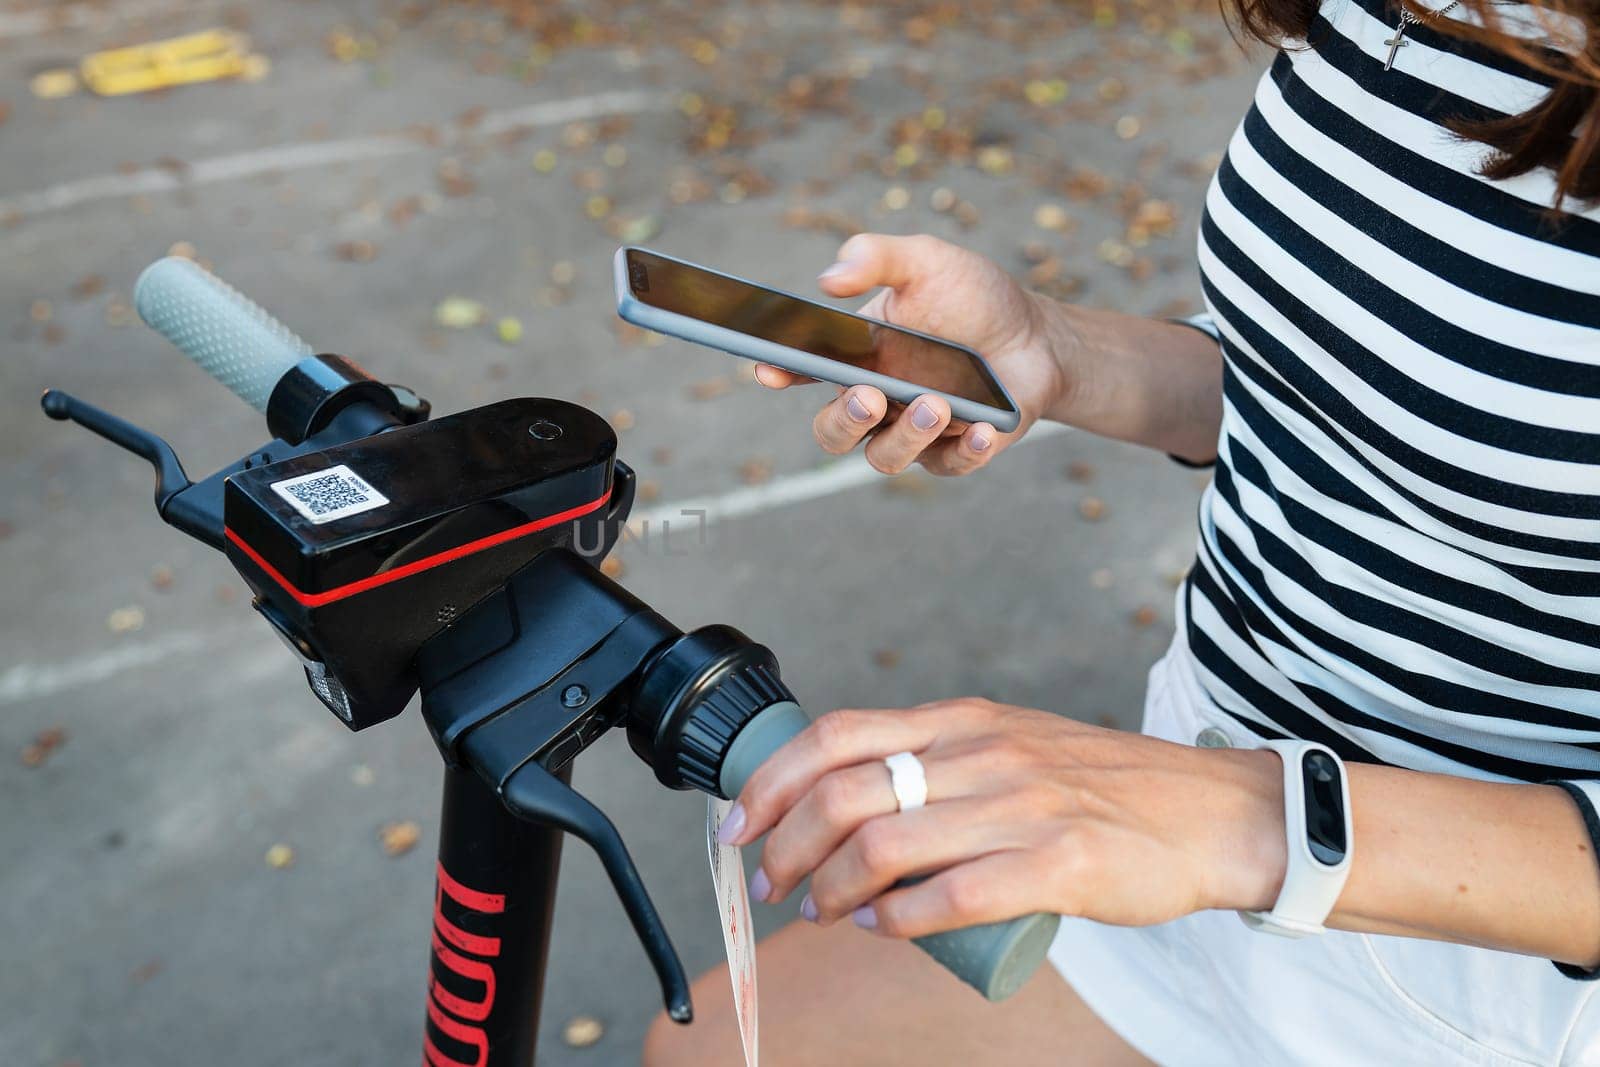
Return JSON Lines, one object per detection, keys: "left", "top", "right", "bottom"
{"left": 720, "top": 699, "right": 1287, "bottom": 938}
{"left": 755, "top": 233, "right": 1067, "bottom": 477}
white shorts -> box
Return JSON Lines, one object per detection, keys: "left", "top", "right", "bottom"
{"left": 1048, "top": 629, "right": 1600, "bottom": 1066}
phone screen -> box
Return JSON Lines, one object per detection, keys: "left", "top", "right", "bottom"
{"left": 624, "top": 248, "right": 1013, "bottom": 411}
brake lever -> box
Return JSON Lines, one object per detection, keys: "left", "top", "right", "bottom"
{"left": 41, "top": 389, "right": 204, "bottom": 538}
{"left": 500, "top": 761, "right": 692, "bottom": 1022}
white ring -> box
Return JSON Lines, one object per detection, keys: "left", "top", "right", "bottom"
{"left": 883, "top": 751, "right": 928, "bottom": 812}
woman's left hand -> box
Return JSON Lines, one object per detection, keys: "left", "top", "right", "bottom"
{"left": 721, "top": 699, "right": 1289, "bottom": 937}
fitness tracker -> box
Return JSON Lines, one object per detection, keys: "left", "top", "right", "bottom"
{"left": 1239, "top": 739, "right": 1353, "bottom": 938}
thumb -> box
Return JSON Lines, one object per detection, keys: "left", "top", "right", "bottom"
{"left": 816, "top": 233, "right": 927, "bottom": 298}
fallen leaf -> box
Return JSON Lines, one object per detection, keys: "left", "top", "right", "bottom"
{"left": 437, "top": 158, "right": 476, "bottom": 197}
{"left": 1131, "top": 605, "right": 1158, "bottom": 627}
{"left": 150, "top": 564, "right": 174, "bottom": 590}
{"left": 872, "top": 648, "right": 902, "bottom": 669}
{"left": 563, "top": 1015, "right": 605, "bottom": 1048}
{"left": 739, "top": 457, "right": 774, "bottom": 485}
{"left": 616, "top": 214, "right": 660, "bottom": 243}
{"left": 30, "top": 69, "right": 78, "bottom": 99}
{"left": 1065, "top": 461, "right": 1096, "bottom": 483}
{"left": 690, "top": 377, "right": 733, "bottom": 401}
{"left": 600, "top": 556, "right": 625, "bottom": 579}
{"left": 19, "top": 726, "right": 66, "bottom": 768}
{"left": 107, "top": 605, "right": 146, "bottom": 633}
{"left": 265, "top": 843, "right": 295, "bottom": 869}
{"left": 497, "top": 317, "right": 524, "bottom": 344}
{"left": 335, "top": 240, "right": 377, "bottom": 263}
{"left": 1078, "top": 496, "right": 1107, "bottom": 521}
{"left": 379, "top": 820, "right": 421, "bottom": 857}
{"left": 1032, "top": 203, "right": 1073, "bottom": 232}
{"left": 434, "top": 298, "right": 486, "bottom": 328}
{"left": 975, "top": 144, "right": 1014, "bottom": 175}
{"left": 1097, "top": 239, "right": 1134, "bottom": 267}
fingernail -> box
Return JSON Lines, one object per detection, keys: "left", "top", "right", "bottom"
{"left": 717, "top": 802, "right": 747, "bottom": 844}
{"left": 846, "top": 394, "right": 872, "bottom": 422}
{"left": 911, "top": 402, "right": 938, "bottom": 431}
{"left": 818, "top": 260, "right": 855, "bottom": 282}
{"left": 851, "top": 905, "right": 877, "bottom": 930}
{"left": 801, "top": 894, "right": 819, "bottom": 922}
{"left": 970, "top": 431, "right": 992, "bottom": 452}
{"left": 750, "top": 868, "right": 772, "bottom": 903}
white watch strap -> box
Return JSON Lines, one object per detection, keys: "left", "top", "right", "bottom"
{"left": 1240, "top": 739, "right": 1353, "bottom": 938}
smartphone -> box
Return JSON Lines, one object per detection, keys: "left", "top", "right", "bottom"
{"left": 613, "top": 246, "right": 1022, "bottom": 432}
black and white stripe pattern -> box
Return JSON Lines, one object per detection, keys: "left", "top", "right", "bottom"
{"left": 1183, "top": 0, "right": 1600, "bottom": 784}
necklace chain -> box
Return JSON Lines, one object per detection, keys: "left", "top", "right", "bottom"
{"left": 1383, "top": 0, "right": 1462, "bottom": 69}
{"left": 1399, "top": 0, "right": 1462, "bottom": 27}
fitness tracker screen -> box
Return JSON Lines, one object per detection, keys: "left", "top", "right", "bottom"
{"left": 624, "top": 248, "right": 1013, "bottom": 410}
{"left": 1301, "top": 750, "right": 1347, "bottom": 866}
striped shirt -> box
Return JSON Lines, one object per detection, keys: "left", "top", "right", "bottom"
{"left": 1182, "top": 0, "right": 1600, "bottom": 787}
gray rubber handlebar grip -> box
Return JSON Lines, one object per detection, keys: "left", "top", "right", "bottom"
{"left": 720, "top": 702, "right": 1060, "bottom": 1002}
{"left": 134, "top": 257, "right": 312, "bottom": 413}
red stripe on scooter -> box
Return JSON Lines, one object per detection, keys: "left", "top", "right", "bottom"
{"left": 223, "top": 489, "right": 610, "bottom": 608}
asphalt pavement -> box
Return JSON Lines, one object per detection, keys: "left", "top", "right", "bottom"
{"left": 0, "top": 2, "right": 1263, "bottom": 1063}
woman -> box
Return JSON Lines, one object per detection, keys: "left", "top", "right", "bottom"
{"left": 646, "top": 0, "right": 1600, "bottom": 1061}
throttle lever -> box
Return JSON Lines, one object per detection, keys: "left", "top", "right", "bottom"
{"left": 499, "top": 761, "right": 693, "bottom": 1023}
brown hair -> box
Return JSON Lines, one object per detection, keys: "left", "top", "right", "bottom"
{"left": 1227, "top": 0, "right": 1600, "bottom": 208}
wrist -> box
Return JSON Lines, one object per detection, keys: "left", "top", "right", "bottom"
{"left": 1196, "top": 747, "right": 1287, "bottom": 912}
{"left": 1026, "top": 293, "right": 1099, "bottom": 426}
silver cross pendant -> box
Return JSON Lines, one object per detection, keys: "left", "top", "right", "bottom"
{"left": 1383, "top": 26, "right": 1408, "bottom": 69}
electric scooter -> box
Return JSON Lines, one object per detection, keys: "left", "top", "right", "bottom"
{"left": 41, "top": 257, "right": 1058, "bottom": 1065}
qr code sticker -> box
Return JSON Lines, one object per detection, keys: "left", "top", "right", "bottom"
{"left": 270, "top": 464, "right": 389, "bottom": 525}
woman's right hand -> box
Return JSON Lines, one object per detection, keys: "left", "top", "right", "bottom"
{"left": 755, "top": 233, "right": 1068, "bottom": 477}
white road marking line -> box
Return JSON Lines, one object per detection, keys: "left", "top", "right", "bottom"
{"left": 629, "top": 422, "right": 1069, "bottom": 532}
{"left": 2, "top": 424, "right": 1070, "bottom": 704}
{"left": 0, "top": 0, "right": 201, "bottom": 40}
{"left": 1, "top": 627, "right": 219, "bottom": 705}
{"left": 0, "top": 90, "right": 670, "bottom": 221}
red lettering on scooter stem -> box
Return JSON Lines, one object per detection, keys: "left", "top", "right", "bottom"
{"left": 424, "top": 862, "right": 505, "bottom": 1067}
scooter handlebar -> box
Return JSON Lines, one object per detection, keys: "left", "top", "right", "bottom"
{"left": 134, "top": 256, "right": 312, "bottom": 413}
{"left": 718, "top": 702, "right": 1061, "bottom": 1002}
